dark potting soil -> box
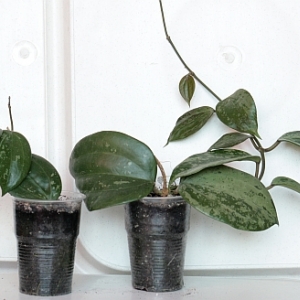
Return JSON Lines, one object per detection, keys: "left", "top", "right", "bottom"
{"left": 15, "top": 201, "right": 81, "bottom": 296}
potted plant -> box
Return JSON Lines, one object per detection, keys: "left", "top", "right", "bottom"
{"left": 68, "top": 128, "right": 280, "bottom": 292}
{"left": 68, "top": 126, "right": 279, "bottom": 293}
{"left": 69, "top": 131, "right": 192, "bottom": 292}
{"left": 69, "top": 1, "right": 300, "bottom": 293}
{"left": 0, "top": 100, "right": 85, "bottom": 296}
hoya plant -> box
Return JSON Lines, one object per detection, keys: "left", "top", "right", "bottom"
{"left": 69, "top": 129, "right": 278, "bottom": 232}
{"left": 0, "top": 99, "right": 62, "bottom": 200}
{"left": 159, "top": 1, "right": 300, "bottom": 224}
{"left": 69, "top": 1, "right": 300, "bottom": 233}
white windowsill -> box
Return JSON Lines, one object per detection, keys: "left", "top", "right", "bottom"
{"left": 1, "top": 272, "right": 300, "bottom": 300}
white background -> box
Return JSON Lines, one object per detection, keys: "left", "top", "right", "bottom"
{"left": 1, "top": 0, "right": 300, "bottom": 277}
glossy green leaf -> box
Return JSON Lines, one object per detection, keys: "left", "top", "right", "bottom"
{"left": 179, "top": 165, "right": 278, "bottom": 231}
{"left": 0, "top": 130, "right": 31, "bottom": 195}
{"left": 216, "top": 89, "right": 261, "bottom": 138}
{"left": 208, "top": 132, "right": 251, "bottom": 150}
{"left": 278, "top": 131, "right": 300, "bottom": 147}
{"left": 169, "top": 149, "right": 260, "bottom": 185}
{"left": 9, "top": 154, "right": 62, "bottom": 200}
{"left": 179, "top": 74, "right": 195, "bottom": 106}
{"left": 166, "top": 106, "right": 214, "bottom": 145}
{"left": 270, "top": 176, "right": 300, "bottom": 193}
{"left": 69, "top": 131, "right": 157, "bottom": 211}
{"left": 74, "top": 175, "right": 155, "bottom": 210}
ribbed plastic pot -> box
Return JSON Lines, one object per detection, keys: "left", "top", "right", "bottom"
{"left": 13, "top": 191, "right": 85, "bottom": 296}
{"left": 125, "top": 196, "right": 191, "bottom": 292}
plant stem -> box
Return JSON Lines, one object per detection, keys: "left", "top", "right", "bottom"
{"left": 155, "top": 156, "right": 169, "bottom": 197}
{"left": 159, "top": 0, "right": 222, "bottom": 102}
{"left": 250, "top": 137, "right": 260, "bottom": 177}
{"left": 8, "top": 96, "right": 14, "bottom": 131}
{"left": 254, "top": 162, "right": 260, "bottom": 178}
{"left": 251, "top": 136, "right": 265, "bottom": 180}
{"left": 263, "top": 141, "right": 281, "bottom": 152}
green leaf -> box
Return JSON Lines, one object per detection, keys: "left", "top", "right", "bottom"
{"left": 0, "top": 130, "right": 31, "bottom": 195}
{"left": 74, "top": 175, "right": 154, "bottom": 210}
{"left": 179, "top": 165, "right": 278, "bottom": 231}
{"left": 9, "top": 154, "right": 62, "bottom": 200}
{"left": 179, "top": 74, "right": 195, "bottom": 106}
{"left": 208, "top": 132, "right": 251, "bottom": 150}
{"left": 278, "top": 131, "right": 300, "bottom": 147}
{"left": 270, "top": 176, "right": 300, "bottom": 193}
{"left": 166, "top": 106, "right": 214, "bottom": 145}
{"left": 216, "top": 89, "right": 261, "bottom": 138}
{"left": 69, "top": 131, "right": 157, "bottom": 211}
{"left": 169, "top": 149, "right": 260, "bottom": 185}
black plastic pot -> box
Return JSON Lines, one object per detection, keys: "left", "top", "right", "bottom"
{"left": 125, "top": 196, "right": 191, "bottom": 292}
{"left": 13, "top": 191, "right": 85, "bottom": 296}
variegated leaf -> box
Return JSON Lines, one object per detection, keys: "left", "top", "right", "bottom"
{"left": 270, "top": 176, "right": 300, "bottom": 194}
{"left": 179, "top": 74, "right": 195, "bottom": 106}
{"left": 208, "top": 132, "right": 251, "bottom": 150}
{"left": 216, "top": 89, "right": 260, "bottom": 138}
{"left": 10, "top": 154, "right": 62, "bottom": 200}
{"left": 278, "top": 131, "right": 300, "bottom": 147}
{"left": 179, "top": 165, "right": 278, "bottom": 231}
{"left": 166, "top": 106, "right": 214, "bottom": 145}
{"left": 0, "top": 130, "right": 31, "bottom": 195}
{"left": 69, "top": 131, "right": 157, "bottom": 211}
{"left": 169, "top": 149, "right": 260, "bottom": 185}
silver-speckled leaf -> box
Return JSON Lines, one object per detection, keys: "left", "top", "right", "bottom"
{"left": 169, "top": 149, "right": 260, "bottom": 185}
{"left": 9, "top": 154, "right": 62, "bottom": 200}
{"left": 179, "top": 165, "right": 279, "bottom": 231}
{"left": 208, "top": 132, "right": 251, "bottom": 150}
{"left": 270, "top": 176, "right": 300, "bottom": 193}
{"left": 278, "top": 131, "right": 300, "bottom": 147}
{"left": 69, "top": 131, "right": 157, "bottom": 211}
{"left": 166, "top": 106, "right": 214, "bottom": 145}
{"left": 179, "top": 74, "right": 195, "bottom": 106}
{"left": 216, "top": 89, "right": 261, "bottom": 138}
{"left": 0, "top": 130, "right": 31, "bottom": 195}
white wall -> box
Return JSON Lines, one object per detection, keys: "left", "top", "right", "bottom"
{"left": 1, "top": 0, "right": 300, "bottom": 275}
